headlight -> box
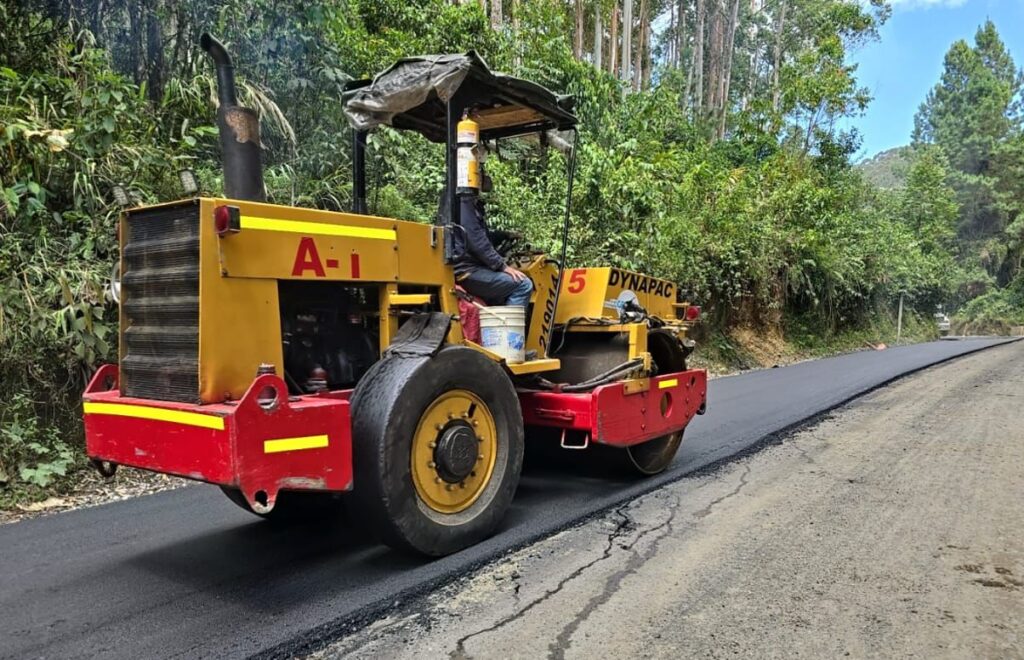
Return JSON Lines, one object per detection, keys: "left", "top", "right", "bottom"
{"left": 110, "top": 261, "right": 122, "bottom": 304}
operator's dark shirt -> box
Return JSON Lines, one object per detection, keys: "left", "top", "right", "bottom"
{"left": 453, "top": 197, "right": 505, "bottom": 276}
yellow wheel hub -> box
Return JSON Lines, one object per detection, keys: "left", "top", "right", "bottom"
{"left": 411, "top": 389, "right": 498, "bottom": 514}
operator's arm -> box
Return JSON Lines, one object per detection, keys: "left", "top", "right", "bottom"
{"left": 460, "top": 197, "right": 506, "bottom": 271}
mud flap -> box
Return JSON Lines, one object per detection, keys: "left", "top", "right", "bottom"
{"left": 384, "top": 312, "right": 453, "bottom": 358}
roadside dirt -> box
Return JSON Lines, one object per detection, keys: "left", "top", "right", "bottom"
{"left": 0, "top": 469, "right": 188, "bottom": 525}
{"left": 314, "top": 340, "right": 1024, "bottom": 659}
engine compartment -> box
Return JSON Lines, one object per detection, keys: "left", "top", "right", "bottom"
{"left": 278, "top": 281, "right": 380, "bottom": 394}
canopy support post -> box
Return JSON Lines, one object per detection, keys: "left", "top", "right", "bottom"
{"left": 351, "top": 129, "right": 368, "bottom": 215}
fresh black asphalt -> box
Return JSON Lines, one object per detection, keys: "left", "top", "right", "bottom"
{"left": 0, "top": 337, "right": 1016, "bottom": 659}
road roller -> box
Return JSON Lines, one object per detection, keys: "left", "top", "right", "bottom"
{"left": 81, "top": 35, "right": 707, "bottom": 556}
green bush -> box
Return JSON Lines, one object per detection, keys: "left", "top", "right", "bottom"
{"left": 0, "top": 9, "right": 201, "bottom": 495}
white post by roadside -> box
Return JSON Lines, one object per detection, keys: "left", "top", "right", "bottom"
{"left": 896, "top": 291, "right": 905, "bottom": 344}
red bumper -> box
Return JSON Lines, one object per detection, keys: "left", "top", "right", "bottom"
{"left": 519, "top": 369, "right": 707, "bottom": 446}
{"left": 82, "top": 365, "right": 352, "bottom": 511}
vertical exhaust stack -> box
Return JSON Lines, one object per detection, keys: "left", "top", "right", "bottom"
{"left": 200, "top": 33, "right": 265, "bottom": 202}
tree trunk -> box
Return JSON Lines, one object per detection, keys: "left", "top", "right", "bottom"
{"left": 771, "top": 0, "right": 786, "bottom": 112}
{"left": 491, "top": 0, "right": 502, "bottom": 28}
{"left": 693, "top": 0, "right": 705, "bottom": 112}
{"left": 633, "top": 0, "right": 646, "bottom": 91}
{"left": 705, "top": 0, "right": 723, "bottom": 116}
{"left": 145, "top": 2, "right": 164, "bottom": 104}
{"left": 742, "top": 0, "right": 761, "bottom": 110}
{"left": 594, "top": 4, "right": 603, "bottom": 70}
{"left": 574, "top": 0, "right": 584, "bottom": 59}
{"left": 676, "top": 0, "right": 687, "bottom": 71}
{"left": 609, "top": 4, "right": 619, "bottom": 75}
{"left": 129, "top": 2, "right": 143, "bottom": 85}
{"left": 511, "top": 0, "right": 521, "bottom": 67}
{"left": 621, "top": 0, "right": 632, "bottom": 82}
{"left": 668, "top": 0, "right": 676, "bottom": 66}
{"left": 90, "top": 0, "right": 105, "bottom": 44}
{"left": 638, "top": 0, "right": 647, "bottom": 90}
{"left": 718, "top": 0, "right": 741, "bottom": 137}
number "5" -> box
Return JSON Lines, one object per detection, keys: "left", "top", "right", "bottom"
{"left": 566, "top": 269, "right": 586, "bottom": 294}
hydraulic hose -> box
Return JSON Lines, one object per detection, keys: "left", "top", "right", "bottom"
{"left": 561, "top": 358, "right": 645, "bottom": 392}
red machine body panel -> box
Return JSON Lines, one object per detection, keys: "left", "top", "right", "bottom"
{"left": 83, "top": 365, "right": 352, "bottom": 510}
{"left": 82, "top": 364, "right": 706, "bottom": 510}
{"left": 519, "top": 369, "right": 707, "bottom": 446}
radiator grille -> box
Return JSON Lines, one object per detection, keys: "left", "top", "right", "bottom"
{"left": 121, "top": 201, "right": 201, "bottom": 403}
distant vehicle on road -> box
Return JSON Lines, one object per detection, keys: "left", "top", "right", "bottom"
{"left": 935, "top": 313, "right": 951, "bottom": 335}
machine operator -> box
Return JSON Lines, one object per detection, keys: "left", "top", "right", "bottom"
{"left": 448, "top": 112, "right": 533, "bottom": 308}
{"left": 454, "top": 188, "right": 533, "bottom": 308}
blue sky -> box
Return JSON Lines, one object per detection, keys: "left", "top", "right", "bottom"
{"left": 845, "top": 0, "right": 1024, "bottom": 160}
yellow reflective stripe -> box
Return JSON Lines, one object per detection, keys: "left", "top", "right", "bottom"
{"left": 263, "top": 434, "right": 329, "bottom": 454}
{"left": 240, "top": 216, "right": 396, "bottom": 241}
{"left": 84, "top": 402, "right": 225, "bottom": 430}
{"left": 658, "top": 378, "right": 679, "bottom": 390}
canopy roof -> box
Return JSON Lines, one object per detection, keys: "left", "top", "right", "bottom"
{"left": 342, "top": 51, "right": 577, "bottom": 142}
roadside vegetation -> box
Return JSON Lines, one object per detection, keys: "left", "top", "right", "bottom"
{"left": 0, "top": 0, "right": 1019, "bottom": 504}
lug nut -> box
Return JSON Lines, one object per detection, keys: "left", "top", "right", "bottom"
{"left": 470, "top": 471, "right": 477, "bottom": 477}
{"left": 429, "top": 441, "right": 437, "bottom": 449}
{"left": 435, "top": 477, "right": 442, "bottom": 484}
{"left": 428, "top": 461, "right": 436, "bottom": 468}
{"left": 472, "top": 420, "right": 479, "bottom": 427}
{"left": 459, "top": 482, "right": 467, "bottom": 489}
{"left": 445, "top": 484, "right": 454, "bottom": 491}
{"left": 435, "top": 423, "right": 443, "bottom": 431}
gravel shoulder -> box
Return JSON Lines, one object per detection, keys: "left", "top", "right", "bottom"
{"left": 316, "top": 340, "right": 1024, "bottom": 659}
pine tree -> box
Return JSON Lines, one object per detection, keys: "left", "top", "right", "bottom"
{"left": 914, "top": 21, "right": 1024, "bottom": 291}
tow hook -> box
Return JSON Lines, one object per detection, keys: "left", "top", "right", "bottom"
{"left": 90, "top": 459, "right": 118, "bottom": 478}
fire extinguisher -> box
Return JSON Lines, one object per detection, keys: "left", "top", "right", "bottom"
{"left": 456, "top": 112, "right": 480, "bottom": 196}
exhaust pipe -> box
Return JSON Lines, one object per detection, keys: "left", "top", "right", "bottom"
{"left": 200, "top": 33, "right": 265, "bottom": 201}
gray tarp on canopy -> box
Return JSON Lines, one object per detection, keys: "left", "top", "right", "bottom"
{"left": 343, "top": 54, "right": 473, "bottom": 133}
{"left": 342, "top": 51, "right": 577, "bottom": 142}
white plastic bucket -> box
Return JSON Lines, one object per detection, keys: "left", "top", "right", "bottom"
{"left": 478, "top": 305, "right": 527, "bottom": 364}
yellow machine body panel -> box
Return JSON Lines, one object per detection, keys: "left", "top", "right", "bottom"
{"left": 519, "top": 256, "right": 561, "bottom": 357}
{"left": 190, "top": 198, "right": 461, "bottom": 402}
{"left": 554, "top": 267, "right": 677, "bottom": 322}
{"left": 120, "top": 199, "right": 688, "bottom": 404}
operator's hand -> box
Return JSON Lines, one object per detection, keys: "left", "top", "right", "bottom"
{"left": 504, "top": 266, "right": 527, "bottom": 282}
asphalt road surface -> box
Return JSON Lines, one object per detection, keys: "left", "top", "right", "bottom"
{"left": 319, "top": 339, "right": 1024, "bottom": 659}
{"left": 0, "top": 338, "right": 1016, "bottom": 659}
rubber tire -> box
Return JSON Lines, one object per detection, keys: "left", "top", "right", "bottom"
{"left": 349, "top": 346, "right": 524, "bottom": 556}
{"left": 219, "top": 486, "right": 345, "bottom": 523}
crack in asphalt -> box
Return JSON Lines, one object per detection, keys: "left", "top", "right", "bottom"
{"left": 694, "top": 464, "right": 751, "bottom": 519}
{"left": 548, "top": 494, "right": 682, "bottom": 660}
{"left": 548, "top": 462, "right": 754, "bottom": 658}
{"left": 448, "top": 505, "right": 636, "bottom": 660}
{"left": 794, "top": 442, "right": 818, "bottom": 466}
